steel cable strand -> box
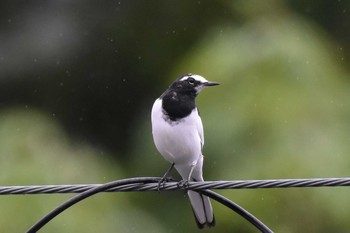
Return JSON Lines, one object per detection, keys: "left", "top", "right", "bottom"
{"left": 2, "top": 177, "right": 350, "bottom": 195}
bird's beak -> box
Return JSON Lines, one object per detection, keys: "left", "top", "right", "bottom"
{"left": 204, "top": 81, "right": 220, "bottom": 87}
{"left": 195, "top": 81, "right": 219, "bottom": 93}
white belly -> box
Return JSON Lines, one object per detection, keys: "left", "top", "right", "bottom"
{"left": 151, "top": 99, "right": 203, "bottom": 166}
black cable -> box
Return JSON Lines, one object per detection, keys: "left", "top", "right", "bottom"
{"left": 201, "top": 190, "right": 273, "bottom": 233}
{"left": 25, "top": 177, "right": 272, "bottom": 233}
{"left": 26, "top": 177, "right": 159, "bottom": 233}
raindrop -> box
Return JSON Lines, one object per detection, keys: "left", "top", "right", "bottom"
{"left": 65, "top": 70, "right": 71, "bottom": 77}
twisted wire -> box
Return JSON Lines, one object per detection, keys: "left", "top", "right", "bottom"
{"left": 2, "top": 177, "right": 350, "bottom": 195}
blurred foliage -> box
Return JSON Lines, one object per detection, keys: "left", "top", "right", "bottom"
{"left": 0, "top": 0, "right": 349, "bottom": 232}
{"left": 0, "top": 108, "right": 167, "bottom": 233}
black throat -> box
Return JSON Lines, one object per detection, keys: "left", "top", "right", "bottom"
{"left": 161, "top": 90, "right": 196, "bottom": 121}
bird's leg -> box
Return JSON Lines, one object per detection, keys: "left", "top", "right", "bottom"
{"left": 177, "top": 164, "right": 195, "bottom": 190}
{"left": 158, "top": 162, "right": 175, "bottom": 191}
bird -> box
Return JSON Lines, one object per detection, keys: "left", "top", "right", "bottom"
{"left": 151, "top": 73, "right": 219, "bottom": 228}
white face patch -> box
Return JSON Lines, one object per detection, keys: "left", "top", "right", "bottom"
{"left": 195, "top": 85, "right": 206, "bottom": 93}
{"left": 180, "top": 74, "right": 208, "bottom": 84}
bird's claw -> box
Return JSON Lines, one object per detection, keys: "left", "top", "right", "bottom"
{"left": 177, "top": 180, "right": 190, "bottom": 190}
{"left": 157, "top": 177, "right": 173, "bottom": 192}
{"left": 157, "top": 177, "right": 169, "bottom": 192}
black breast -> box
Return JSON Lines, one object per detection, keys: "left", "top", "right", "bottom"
{"left": 161, "top": 90, "right": 196, "bottom": 121}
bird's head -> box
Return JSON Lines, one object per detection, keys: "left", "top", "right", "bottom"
{"left": 169, "top": 73, "right": 219, "bottom": 95}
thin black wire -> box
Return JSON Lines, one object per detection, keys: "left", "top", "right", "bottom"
{"left": 24, "top": 177, "right": 273, "bottom": 233}
{"left": 26, "top": 177, "right": 159, "bottom": 233}
{"left": 201, "top": 190, "right": 272, "bottom": 233}
{"left": 1, "top": 177, "right": 350, "bottom": 195}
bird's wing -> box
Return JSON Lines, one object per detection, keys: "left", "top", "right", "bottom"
{"left": 195, "top": 108, "right": 204, "bottom": 148}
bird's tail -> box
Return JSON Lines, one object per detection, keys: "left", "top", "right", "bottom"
{"left": 188, "top": 190, "right": 215, "bottom": 228}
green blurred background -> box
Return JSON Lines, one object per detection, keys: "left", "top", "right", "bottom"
{"left": 0, "top": 0, "right": 349, "bottom": 232}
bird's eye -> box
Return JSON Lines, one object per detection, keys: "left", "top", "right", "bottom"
{"left": 188, "top": 78, "right": 195, "bottom": 85}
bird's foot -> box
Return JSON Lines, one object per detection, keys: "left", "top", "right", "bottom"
{"left": 157, "top": 177, "right": 167, "bottom": 192}
{"left": 157, "top": 177, "right": 173, "bottom": 192}
{"left": 177, "top": 179, "right": 190, "bottom": 190}
{"left": 158, "top": 163, "right": 175, "bottom": 192}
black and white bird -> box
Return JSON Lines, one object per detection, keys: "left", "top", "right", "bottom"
{"left": 151, "top": 73, "right": 219, "bottom": 228}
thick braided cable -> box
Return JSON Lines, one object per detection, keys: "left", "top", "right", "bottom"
{"left": 1, "top": 177, "right": 350, "bottom": 195}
